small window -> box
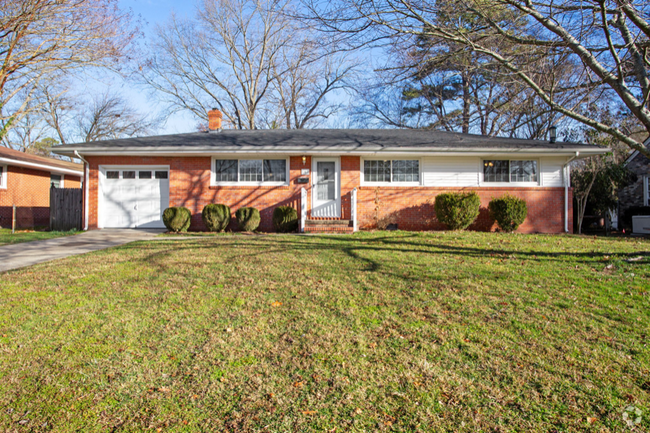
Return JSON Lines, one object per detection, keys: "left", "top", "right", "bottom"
{"left": 263, "top": 159, "right": 286, "bottom": 182}
{"left": 215, "top": 160, "right": 238, "bottom": 182}
{"left": 0, "top": 165, "right": 4, "bottom": 188}
{"left": 363, "top": 160, "right": 419, "bottom": 183}
{"left": 155, "top": 171, "right": 168, "bottom": 179}
{"left": 392, "top": 160, "right": 419, "bottom": 182}
{"left": 510, "top": 160, "right": 537, "bottom": 183}
{"left": 483, "top": 160, "right": 537, "bottom": 183}
{"left": 239, "top": 160, "right": 263, "bottom": 182}
{"left": 122, "top": 171, "right": 136, "bottom": 179}
{"left": 106, "top": 171, "right": 119, "bottom": 179}
{"left": 364, "top": 160, "right": 391, "bottom": 183}
{"left": 51, "top": 174, "right": 62, "bottom": 188}
{"left": 139, "top": 171, "right": 152, "bottom": 179}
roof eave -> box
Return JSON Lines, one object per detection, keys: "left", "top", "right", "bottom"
{"left": 0, "top": 157, "right": 83, "bottom": 176}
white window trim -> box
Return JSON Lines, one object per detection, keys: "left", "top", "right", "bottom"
{"left": 0, "top": 164, "right": 7, "bottom": 189}
{"left": 50, "top": 173, "right": 64, "bottom": 188}
{"left": 360, "top": 157, "right": 423, "bottom": 186}
{"left": 210, "top": 156, "right": 290, "bottom": 186}
{"left": 479, "top": 158, "right": 541, "bottom": 187}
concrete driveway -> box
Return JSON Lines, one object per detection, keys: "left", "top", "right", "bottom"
{"left": 0, "top": 229, "right": 164, "bottom": 273}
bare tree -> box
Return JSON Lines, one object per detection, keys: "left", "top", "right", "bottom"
{"left": 42, "top": 87, "right": 156, "bottom": 144}
{"left": 305, "top": 0, "right": 650, "bottom": 155}
{"left": 140, "top": 0, "right": 356, "bottom": 129}
{"left": 0, "top": 0, "right": 137, "bottom": 141}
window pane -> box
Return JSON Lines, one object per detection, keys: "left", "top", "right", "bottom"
{"left": 215, "top": 159, "right": 238, "bottom": 182}
{"left": 364, "top": 160, "right": 390, "bottom": 182}
{"left": 263, "top": 159, "right": 286, "bottom": 182}
{"left": 392, "top": 160, "right": 419, "bottom": 182}
{"left": 155, "top": 171, "right": 168, "bottom": 179}
{"left": 139, "top": 171, "right": 152, "bottom": 179}
{"left": 510, "top": 160, "right": 537, "bottom": 182}
{"left": 239, "top": 160, "right": 262, "bottom": 182}
{"left": 0, "top": 166, "right": 3, "bottom": 182}
{"left": 484, "top": 160, "right": 509, "bottom": 182}
{"left": 50, "top": 174, "right": 61, "bottom": 188}
{"left": 106, "top": 171, "right": 119, "bottom": 179}
{"left": 123, "top": 171, "right": 136, "bottom": 179}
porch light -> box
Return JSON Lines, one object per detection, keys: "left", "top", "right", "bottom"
{"left": 549, "top": 125, "right": 557, "bottom": 143}
{"left": 302, "top": 156, "right": 307, "bottom": 165}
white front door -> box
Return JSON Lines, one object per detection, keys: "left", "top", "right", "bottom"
{"left": 312, "top": 158, "right": 340, "bottom": 218}
{"left": 99, "top": 167, "right": 169, "bottom": 228}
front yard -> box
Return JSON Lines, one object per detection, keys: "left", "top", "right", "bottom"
{"left": 0, "top": 232, "right": 648, "bottom": 431}
{"left": 0, "top": 228, "right": 78, "bottom": 246}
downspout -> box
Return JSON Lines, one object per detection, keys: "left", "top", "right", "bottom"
{"left": 74, "top": 151, "right": 89, "bottom": 231}
{"left": 563, "top": 152, "right": 579, "bottom": 233}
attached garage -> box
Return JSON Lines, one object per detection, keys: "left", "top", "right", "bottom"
{"left": 98, "top": 166, "right": 169, "bottom": 228}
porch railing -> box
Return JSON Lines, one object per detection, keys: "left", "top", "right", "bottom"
{"left": 300, "top": 187, "right": 307, "bottom": 233}
{"left": 351, "top": 187, "right": 358, "bottom": 232}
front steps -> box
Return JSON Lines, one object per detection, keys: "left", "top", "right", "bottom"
{"left": 304, "top": 219, "right": 354, "bottom": 234}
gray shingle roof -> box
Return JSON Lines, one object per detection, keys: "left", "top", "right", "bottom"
{"left": 53, "top": 128, "right": 608, "bottom": 155}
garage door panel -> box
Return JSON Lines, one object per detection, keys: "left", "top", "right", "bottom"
{"left": 100, "top": 169, "right": 169, "bottom": 229}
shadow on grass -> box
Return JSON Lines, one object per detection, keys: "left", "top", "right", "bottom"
{"left": 118, "top": 232, "right": 650, "bottom": 286}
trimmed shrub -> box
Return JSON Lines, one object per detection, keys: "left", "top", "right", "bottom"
{"left": 272, "top": 206, "right": 298, "bottom": 233}
{"left": 489, "top": 194, "right": 528, "bottom": 232}
{"left": 434, "top": 191, "right": 480, "bottom": 230}
{"left": 162, "top": 207, "right": 191, "bottom": 232}
{"left": 202, "top": 204, "right": 231, "bottom": 232}
{"left": 235, "top": 207, "right": 261, "bottom": 232}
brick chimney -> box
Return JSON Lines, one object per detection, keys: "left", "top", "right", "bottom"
{"left": 208, "top": 108, "right": 223, "bottom": 131}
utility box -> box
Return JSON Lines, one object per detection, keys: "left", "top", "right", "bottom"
{"left": 632, "top": 216, "right": 650, "bottom": 234}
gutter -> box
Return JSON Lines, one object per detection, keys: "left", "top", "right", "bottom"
{"left": 0, "top": 157, "right": 83, "bottom": 176}
{"left": 563, "top": 152, "right": 579, "bottom": 233}
{"left": 74, "top": 151, "right": 90, "bottom": 231}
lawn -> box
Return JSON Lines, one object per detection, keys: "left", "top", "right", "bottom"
{"left": 0, "top": 228, "right": 78, "bottom": 246}
{"left": 0, "top": 231, "right": 648, "bottom": 432}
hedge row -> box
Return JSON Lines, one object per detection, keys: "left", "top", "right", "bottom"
{"left": 162, "top": 204, "right": 298, "bottom": 233}
{"left": 434, "top": 192, "right": 528, "bottom": 232}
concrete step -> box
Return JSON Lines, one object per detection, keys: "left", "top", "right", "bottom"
{"left": 305, "top": 219, "right": 352, "bottom": 227}
{"left": 304, "top": 226, "right": 354, "bottom": 234}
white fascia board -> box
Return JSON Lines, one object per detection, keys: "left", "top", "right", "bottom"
{"left": 0, "top": 157, "right": 83, "bottom": 176}
{"left": 56, "top": 148, "right": 609, "bottom": 158}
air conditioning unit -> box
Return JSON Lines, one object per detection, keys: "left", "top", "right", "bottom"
{"left": 632, "top": 216, "right": 650, "bottom": 234}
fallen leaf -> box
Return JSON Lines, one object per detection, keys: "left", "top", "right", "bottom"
{"left": 302, "top": 410, "right": 317, "bottom": 415}
{"left": 293, "top": 381, "right": 304, "bottom": 388}
{"left": 271, "top": 301, "right": 282, "bottom": 307}
{"left": 587, "top": 417, "right": 597, "bottom": 424}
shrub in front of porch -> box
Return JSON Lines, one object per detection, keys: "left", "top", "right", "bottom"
{"left": 162, "top": 207, "right": 191, "bottom": 233}
{"left": 489, "top": 194, "right": 528, "bottom": 232}
{"left": 434, "top": 191, "right": 480, "bottom": 230}
{"left": 202, "top": 204, "right": 231, "bottom": 232}
{"left": 273, "top": 206, "right": 298, "bottom": 233}
{"left": 236, "top": 207, "right": 261, "bottom": 232}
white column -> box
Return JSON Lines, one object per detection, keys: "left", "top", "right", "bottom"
{"left": 300, "top": 187, "right": 307, "bottom": 233}
{"left": 351, "top": 187, "right": 358, "bottom": 232}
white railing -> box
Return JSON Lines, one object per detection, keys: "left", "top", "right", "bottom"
{"left": 300, "top": 187, "right": 307, "bottom": 233}
{"left": 351, "top": 187, "right": 358, "bottom": 232}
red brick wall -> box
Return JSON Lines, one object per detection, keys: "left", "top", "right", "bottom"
{"left": 357, "top": 186, "right": 572, "bottom": 234}
{"left": 86, "top": 156, "right": 310, "bottom": 231}
{"left": 85, "top": 155, "right": 572, "bottom": 234}
{"left": 0, "top": 165, "right": 82, "bottom": 228}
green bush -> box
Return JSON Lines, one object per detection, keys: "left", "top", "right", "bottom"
{"left": 434, "top": 191, "right": 480, "bottom": 230}
{"left": 202, "top": 204, "right": 231, "bottom": 232}
{"left": 162, "top": 207, "right": 191, "bottom": 233}
{"left": 272, "top": 206, "right": 298, "bottom": 233}
{"left": 489, "top": 194, "right": 527, "bottom": 232}
{"left": 235, "top": 207, "right": 261, "bottom": 232}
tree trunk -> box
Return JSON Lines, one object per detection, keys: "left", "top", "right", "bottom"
{"left": 462, "top": 71, "right": 470, "bottom": 134}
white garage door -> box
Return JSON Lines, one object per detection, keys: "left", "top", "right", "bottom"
{"left": 99, "top": 167, "right": 170, "bottom": 228}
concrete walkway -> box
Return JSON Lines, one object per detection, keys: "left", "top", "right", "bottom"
{"left": 0, "top": 229, "right": 164, "bottom": 273}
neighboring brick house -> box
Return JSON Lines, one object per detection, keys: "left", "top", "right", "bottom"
{"left": 0, "top": 147, "right": 83, "bottom": 229}
{"left": 618, "top": 138, "right": 650, "bottom": 227}
{"left": 53, "top": 110, "right": 608, "bottom": 234}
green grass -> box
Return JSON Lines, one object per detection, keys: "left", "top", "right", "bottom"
{"left": 0, "top": 228, "right": 78, "bottom": 246}
{"left": 0, "top": 231, "right": 648, "bottom": 432}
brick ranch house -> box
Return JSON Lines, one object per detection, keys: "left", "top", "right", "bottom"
{"left": 0, "top": 147, "right": 83, "bottom": 229}
{"left": 53, "top": 111, "right": 608, "bottom": 234}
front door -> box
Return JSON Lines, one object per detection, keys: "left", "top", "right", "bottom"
{"left": 312, "top": 158, "right": 340, "bottom": 217}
